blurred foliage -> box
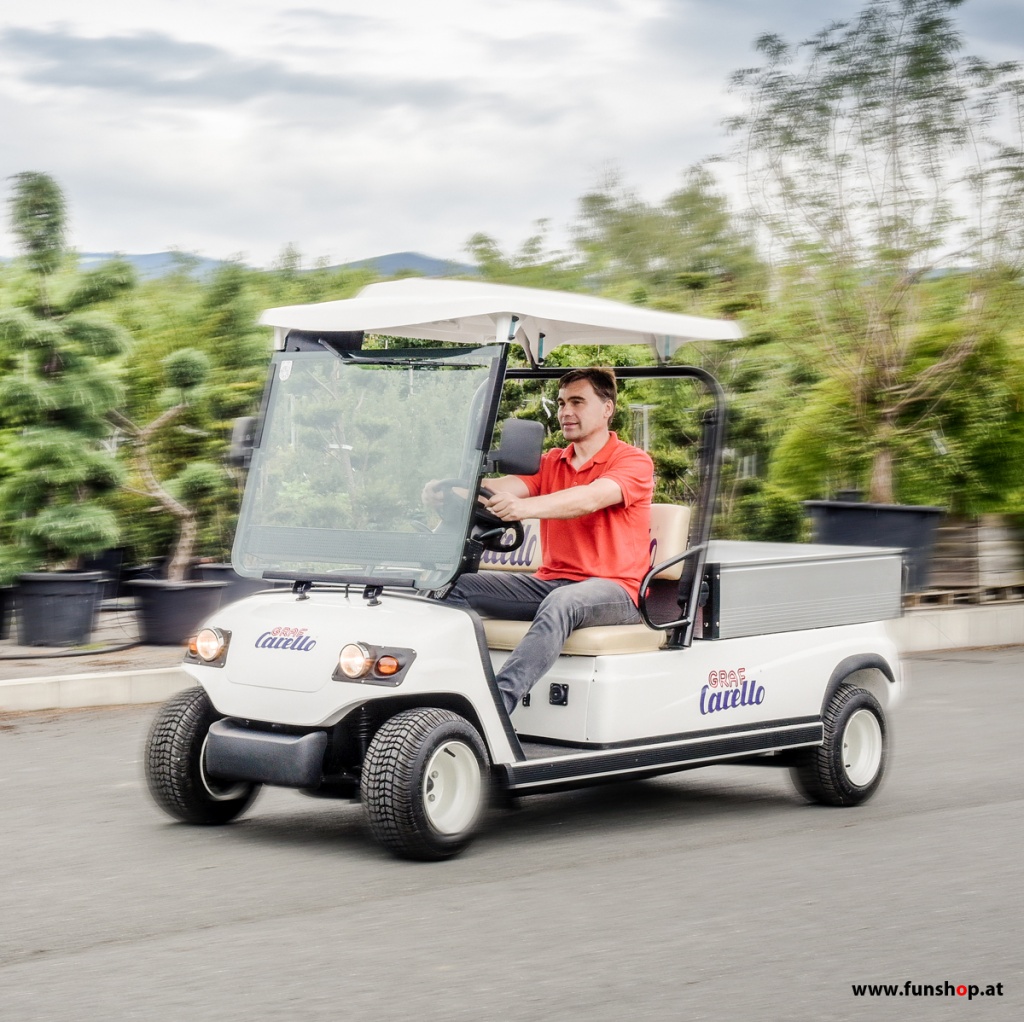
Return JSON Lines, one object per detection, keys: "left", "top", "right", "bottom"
{"left": 727, "top": 0, "right": 1024, "bottom": 504}
{"left": 0, "top": 174, "right": 131, "bottom": 581}
{"left": 111, "top": 345, "right": 224, "bottom": 581}
{"left": 768, "top": 275, "right": 1024, "bottom": 516}
{"left": 5, "top": 1, "right": 1024, "bottom": 582}
{"left": 730, "top": 482, "right": 807, "bottom": 543}
{"left": 103, "top": 248, "right": 372, "bottom": 566}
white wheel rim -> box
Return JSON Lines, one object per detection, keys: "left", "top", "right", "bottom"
{"left": 842, "top": 709, "right": 883, "bottom": 787}
{"left": 423, "top": 740, "right": 483, "bottom": 835}
{"left": 200, "top": 733, "right": 251, "bottom": 802}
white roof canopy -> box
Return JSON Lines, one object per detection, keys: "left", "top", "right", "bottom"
{"left": 260, "top": 278, "right": 743, "bottom": 361}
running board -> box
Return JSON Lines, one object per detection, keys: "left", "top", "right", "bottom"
{"left": 505, "top": 721, "right": 823, "bottom": 793}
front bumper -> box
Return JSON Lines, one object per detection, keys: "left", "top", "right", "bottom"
{"left": 205, "top": 720, "right": 328, "bottom": 788}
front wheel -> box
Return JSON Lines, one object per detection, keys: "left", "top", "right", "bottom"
{"left": 361, "top": 708, "right": 490, "bottom": 860}
{"left": 145, "top": 686, "right": 260, "bottom": 825}
{"left": 791, "top": 685, "right": 888, "bottom": 807}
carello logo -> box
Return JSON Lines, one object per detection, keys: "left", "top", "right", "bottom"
{"left": 480, "top": 521, "right": 540, "bottom": 568}
{"left": 255, "top": 626, "right": 317, "bottom": 651}
{"left": 699, "top": 667, "right": 765, "bottom": 715}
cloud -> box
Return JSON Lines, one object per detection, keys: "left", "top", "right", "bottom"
{"left": 280, "top": 7, "right": 385, "bottom": 32}
{"left": 960, "top": 1, "right": 1024, "bottom": 51}
{"left": 649, "top": 0, "right": 1024, "bottom": 66}
{"left": 640, "top": 0, "right": 864, "bottom": 72}
{"left": 0, "top": 26, "right": 478, "bottom": 110}
{"left": 7, "top": 0, "right": 1008, "bottom": 269}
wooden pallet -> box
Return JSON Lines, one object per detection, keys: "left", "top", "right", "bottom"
{"left": 928, "top": 515, "right": 1024, "bottom": 589}
{"left": 904, "top": 583, "right": 1024, "bottom": 609}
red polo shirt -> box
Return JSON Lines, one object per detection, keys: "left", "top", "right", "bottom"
{"left": 517, "top": 432, "right": 654, "bottom": 604}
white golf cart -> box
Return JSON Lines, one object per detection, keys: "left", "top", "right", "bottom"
{"left": 145, "top": 278, "right": 904, "bottom": 860}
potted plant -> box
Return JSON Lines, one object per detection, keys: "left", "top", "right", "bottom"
{"left": 728, "top": 0, "right": 1024, "bottom": 586}
{"left": 0, "top": 172, "right": 133, "bottom": 644}
{"left": 110, "top": 348, "right": 228, "bottom": 644}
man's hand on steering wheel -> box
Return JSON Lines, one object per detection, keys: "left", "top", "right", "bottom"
{"left": 424, "top": 478, "right": 525, "bottom": 551}
{"left": 479, "top": 489, "right": 530, "bottom": 523}
{"left": 471, "top": 486, "right": 526, "bottom": 552}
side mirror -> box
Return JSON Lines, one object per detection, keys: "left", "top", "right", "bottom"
{"left": 488, "top": 418, "right": 544, "bottom": 475}
{"left": 227, "top": 416, "right": 257, "bottom": 468}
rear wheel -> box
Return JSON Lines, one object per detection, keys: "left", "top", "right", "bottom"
{"left": 361, "top": 707, "right": 489, "bottom": 860}
{"left": 145, "top": 686, "right": 260, "bottom": 825}
{"left": 791, "top": 684, "right": 887, "bottom": 807}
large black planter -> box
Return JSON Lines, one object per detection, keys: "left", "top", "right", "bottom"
{"left": 804, "top": 500, "right": 945, "bottom": 591}
{"left": 82, "top": 548, "right": 126, "bottom": 601}
{"left": 16, "top": 571, "right": 106, "bottom": 646}
{"left": 128, "top": 580, "right": 227, "bottom": 646}
{"left": 0, "top": 585, "right": 14, "bottom": 641}
{"left": 194, "top": 563, "right": 274, "bottom": 605}
{"left": 117, "top": 562, "right": 162, "bottom": 597}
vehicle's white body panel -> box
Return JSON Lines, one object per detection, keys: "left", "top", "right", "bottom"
{"left": 189, "top": 591, "right": 517, "bottom": 764}
{"left": 500, "top": 622, "right": 902, "bottom": 746}
{"left": 186, "top": 589, "right": 901, "bottom": 767}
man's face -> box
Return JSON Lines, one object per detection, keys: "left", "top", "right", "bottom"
{"left": 557, "top": 379, "right": 614, "bottom": 444}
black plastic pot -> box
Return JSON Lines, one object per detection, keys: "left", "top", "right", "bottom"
{"left": 16, "top": 571, "right": 106, "bottom": 646}
{"left": 0, "top": 585, "right": 14, "bottom": 641}
{"left": 194, "top": 563, "right": 274, "bottom": 605}
{"left": 128, "top": 579, "right": 227, "bottom": 646}
{"left": 803, "top": 500, "right": 945, "bottom": 591}
{"left": 117, "top": 562, "right": 161, "bottom": 597}
{"left": 82, "top": 548, "right": 126, "bottom": 601}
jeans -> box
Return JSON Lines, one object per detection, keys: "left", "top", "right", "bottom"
{"left": 444, "top": 572, "right": 640, "bottom": 713}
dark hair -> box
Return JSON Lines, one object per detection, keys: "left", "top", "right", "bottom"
{"left": 557, "top": 367, "right": 617, "bottom": 404}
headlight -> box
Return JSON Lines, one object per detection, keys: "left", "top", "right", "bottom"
{"left": 337, "top": 642, "right": 374, "bottom": 679}
{"left": 192, "top": 627, "right": 228, "bottom": 663}
{"left": 333, "top": 643, "right": 416, "bottom": 685}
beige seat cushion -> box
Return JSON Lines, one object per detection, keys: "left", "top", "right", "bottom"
{"left": 482, "top": 617, "right": 666, "bottom": 655}
{"left": 646, "top": 503, "right": 690, "bottom": 580}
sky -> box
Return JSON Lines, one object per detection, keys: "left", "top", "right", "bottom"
{"left": 1, "top": 0, "right": 1023, "bottom": 268}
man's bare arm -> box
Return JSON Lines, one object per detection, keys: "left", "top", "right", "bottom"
{"left": 421, "top": 473, "right": 529, "bottom": 509}
{"left": 483, "top": 477, "right": 623, "bottom": 522}
{"left": 481, "top": 475, "right": 530, "bottom": 498}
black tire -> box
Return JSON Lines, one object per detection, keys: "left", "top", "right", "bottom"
{"left": 145, "top": 686, "right": 260, "bottom": 825}
{"left": 791, "top": 684, "right": 888, "bottom": 807}
{"left": 361, "top": 708, "right": 490, "bottom": 861}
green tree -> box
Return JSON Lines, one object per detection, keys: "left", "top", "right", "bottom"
{"left": 573, "top": 166, "right": 764, "bottom": 314}
{"left": 770, "top": 275, "right": 1024, "bottom": 514}
{"left": 0, "top": 172, "right": 133, "bottom": 578}
{"left": 728, "top": 0, "right": 1024, "bottom": 504}
{"left": 197, "top": 262, "right": 270, "bottom": 426}
{"left": 109, "top": 348, "right": 228, "bottom": 581}
{"left": 466, "top": 221, "right": 585, "bottom": 291}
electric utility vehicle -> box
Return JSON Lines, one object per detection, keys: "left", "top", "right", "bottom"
{"left": 144, "top": 278, "right": 904, "bottom": 860}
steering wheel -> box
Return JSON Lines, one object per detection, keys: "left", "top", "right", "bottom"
{"left": 434, "top": 480, "right": 525, "bottom": 552}
{"left": 474, "top": 486, "right": 525, "bottom": 552}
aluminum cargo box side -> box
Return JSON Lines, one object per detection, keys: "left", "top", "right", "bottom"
{"left": 698, "top": 540, "right": 904, "bottom": 640}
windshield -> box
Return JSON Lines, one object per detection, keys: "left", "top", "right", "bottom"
{"left": 232, "top": 345, "right": 504, "bottom": 588}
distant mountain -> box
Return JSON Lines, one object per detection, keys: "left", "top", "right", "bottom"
{"left": 67, "top": 250, "right": 475, "bottom": 281}
{"left": 77, "top": 251, "right": 232, "bottom": 279}
{"left": 337, "top": 251, "right": 477, "bottom": 278}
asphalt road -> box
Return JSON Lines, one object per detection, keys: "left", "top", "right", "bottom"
{"left": 1, "top": 650, "right": 1021, "bottom": 1022}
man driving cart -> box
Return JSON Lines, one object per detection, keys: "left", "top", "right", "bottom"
{"left": 428, "top": 367, "right": 654, "bottom": 714}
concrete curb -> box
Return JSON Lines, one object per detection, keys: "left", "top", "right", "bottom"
{"left": 889, "top": 603, "right": 1024, "bottom": 653}
{"left": 0, "top": 666, "right": 191, "bottom": 713}
{"left": 0, "top": 605, "right": 1020, "bottom": 713}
